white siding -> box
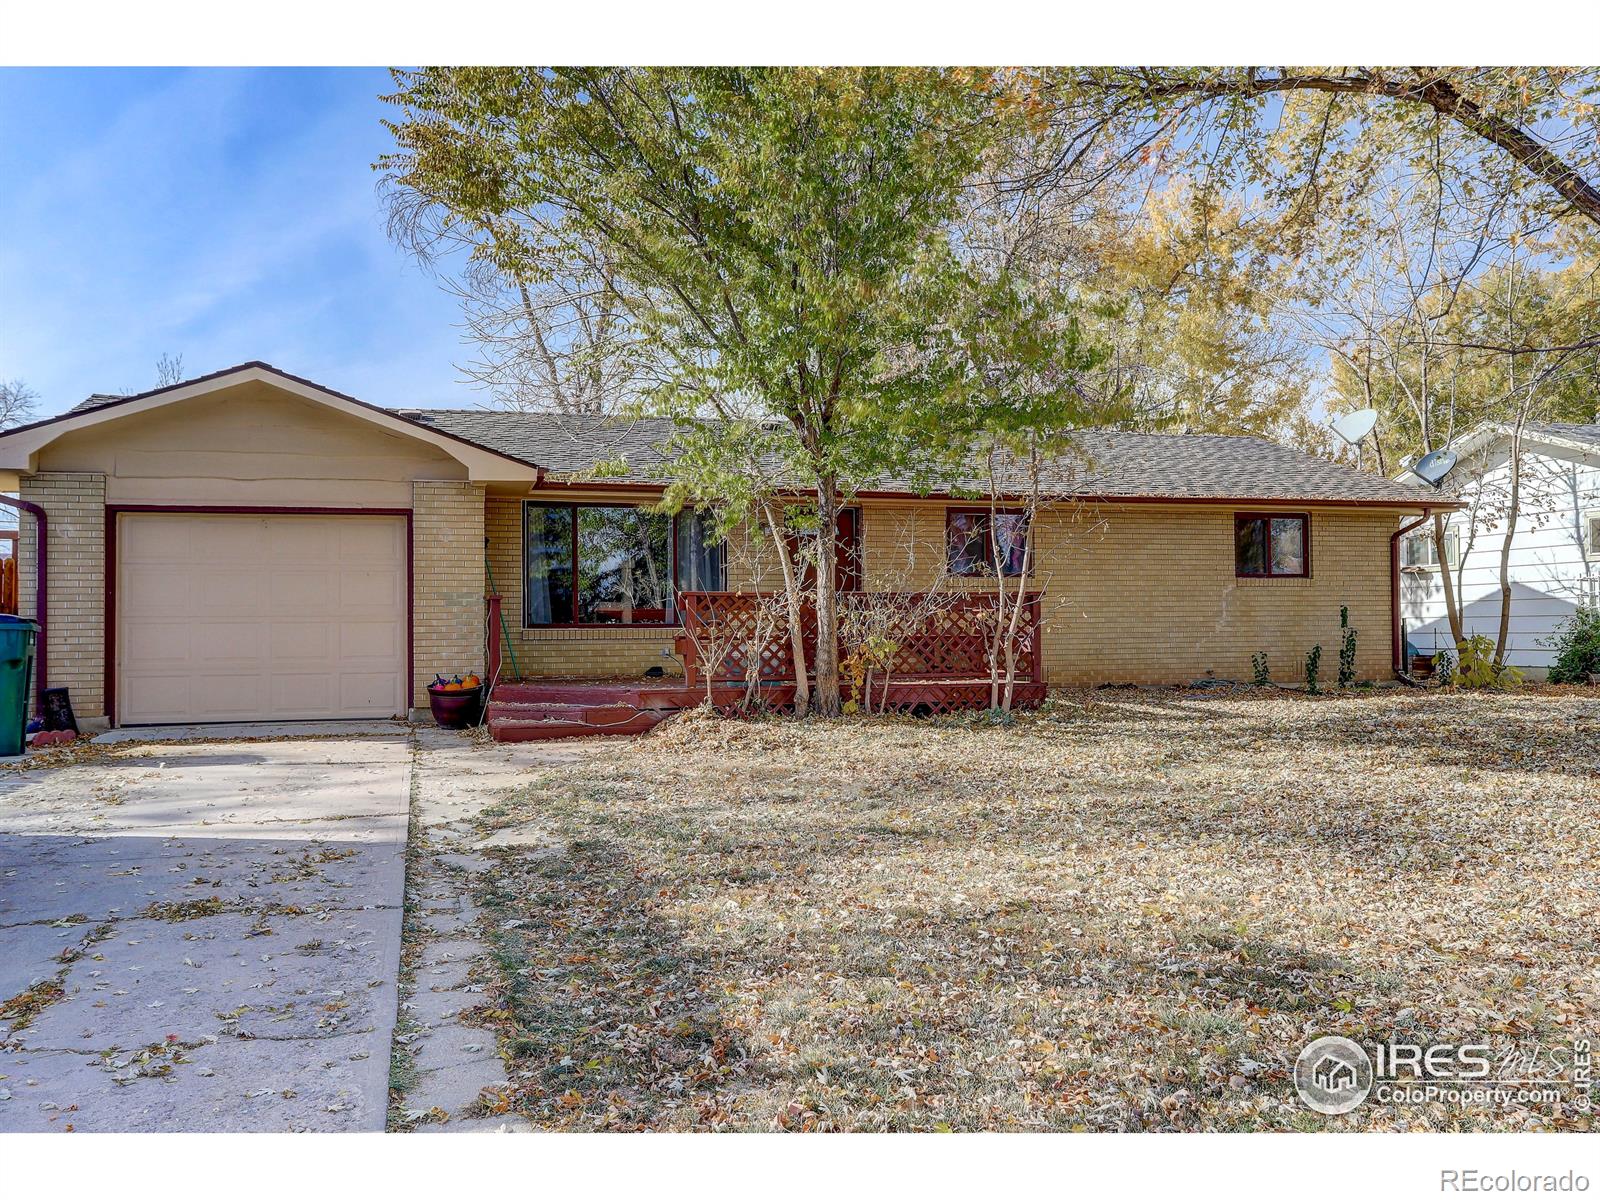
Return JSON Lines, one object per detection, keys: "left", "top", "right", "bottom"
{"left": 1400, "top": 440, "right": 1600, "bottom": 673}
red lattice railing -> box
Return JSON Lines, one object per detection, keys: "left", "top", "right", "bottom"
{"left": 675, "top": 590, "right": 1042, "bottom": 688}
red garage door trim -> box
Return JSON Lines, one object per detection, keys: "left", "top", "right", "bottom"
{"left": 104, "top": 505, "right": 414, "bottom": 726}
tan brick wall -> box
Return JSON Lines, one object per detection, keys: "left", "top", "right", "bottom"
{"left": 484, "top": 492, "right": 1399, "bottom": 687}
{"left": 1044, "top": 505, "right": 1392, "bottom": 684}
{"left": 413, "top": 480, "right": 487, "bottom": 705}
{"left": 853, "top": 499, "right": 1395, "bottom": 685}
{"left": 18, "top": 472, "right": 107, "bottom": 718}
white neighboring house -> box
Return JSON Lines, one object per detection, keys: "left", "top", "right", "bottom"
{"left": 1398, "top": 421, "right": 1600, "bottom": 676}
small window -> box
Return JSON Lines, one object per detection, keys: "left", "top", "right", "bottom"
{"left": 1586, "top": 512, "right": 1600, "bottom": 555}
{"left": 1403, "top": 529, "right": 1459, "bottom": 570}
{"left": 1235, "top": 514, "right": 1309, "bottom": 578}
{"left": 674, "top": 510, "right": 726, "bottom": 593}
{"left": 946, "top": 509, "right": 1030, "bottom": 577}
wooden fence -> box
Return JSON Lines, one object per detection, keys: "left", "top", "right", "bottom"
{"left": 675, "top": 590, "right": 1043, "bottom": 688}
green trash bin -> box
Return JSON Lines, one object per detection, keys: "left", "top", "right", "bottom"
{"left": 0, "top": 615, "right": 38, "bottom": 757}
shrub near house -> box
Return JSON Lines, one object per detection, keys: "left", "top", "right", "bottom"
{"left": 1543, "top": 606, "right": 1600, "bottom": 683}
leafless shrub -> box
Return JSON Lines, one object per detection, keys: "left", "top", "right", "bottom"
{"left": 0, "top": 379, "right": 38, "bottom": 429}
{"left": 155, "top": 352, "right": 185, "bottom": 388}
{"left": 676, "top": 592, "right": 744, "bottom": 709}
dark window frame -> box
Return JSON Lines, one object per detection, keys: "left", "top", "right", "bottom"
{"left": 1234, "top": 512, "right": 1312, "bottom": 579}
{"left": 782, "top": 505, "right": 864, "bottom": 592}
{"left": 521, "top": 501, "right": 724, "bottom": 629}
{"left": 945, "top": 507, "right": 1031, "bottom": 578}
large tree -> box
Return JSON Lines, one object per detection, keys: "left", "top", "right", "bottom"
{"left": 381, "top": 67, "right": 1004, "bottom": 714}
{"left": 948, "top": 98, "right": 1312, "bottom": 439}
{"left": 1038, "top": 68, "right": 1600, "bottom": 234}
{"left": 1027, "top": 67, "right": 1600, "bottom": 449}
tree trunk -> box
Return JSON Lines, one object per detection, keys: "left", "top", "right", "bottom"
{"left": 1494, "top": 431, "right": 1523, "bottom": 668}
{"left": 811, "top": 478, "right": 842, "bottom": 717}
{"left": 1001, "top": 635, "right": 1019, "bottom": 713}
{"left": 985, "top": 456, "right": 1007, "bottom": 710}
{"left": 1434, "top": 512, "right": 1463, "bottom": 645}
{"left": 988, "top": 610, "right": 1004, "bottom": 711}
{"left": 761, "top": 500, "right": 810, "bottom": 717}
{"left": 1000, "top": 546, "right": 1033, "bottom": 714}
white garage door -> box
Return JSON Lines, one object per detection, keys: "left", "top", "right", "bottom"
{"left": 117, "top": 512, "right": 408, "bottom": 724}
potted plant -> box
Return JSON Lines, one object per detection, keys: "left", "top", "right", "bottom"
{"left": 427, "top": 673, "right": 484, "bottom": 728}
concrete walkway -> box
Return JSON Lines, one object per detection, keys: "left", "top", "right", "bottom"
{"left": 390, "top": 729, "right": 589, "bottom": 1133}
{"left": 0, "top": 732, "right": 410, "bottom": 1132}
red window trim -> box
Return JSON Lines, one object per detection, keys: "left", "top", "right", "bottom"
{"left": 1234, "top": 512, "right": 1311, "bottom": 579}
{"left": 945, "top": 507, "right": 1031, "bottom": 578}
{"left": 522, "top": 500, "right": 721, "bottom": 629}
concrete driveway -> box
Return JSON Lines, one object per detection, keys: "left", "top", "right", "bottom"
{"left": 0, "top": 727, "right": 410, "bottom": 1132}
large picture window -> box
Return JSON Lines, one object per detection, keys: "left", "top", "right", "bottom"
{"left": 1235, "top": 513, "right": 1310, "bottom": 578}
{"left": 946, "top": 508, "right": 1030, "bottom": 577}
{"left": 523, "top": 503, "right": 725, "bottom": 627}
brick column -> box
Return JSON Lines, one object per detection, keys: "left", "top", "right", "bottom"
{"left": 412, "top": 480, "right": 486, "bottom": 714}
{"left": 18, "top": 472, "right": 107, "bottom": 721}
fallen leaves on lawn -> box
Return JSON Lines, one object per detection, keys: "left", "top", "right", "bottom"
{"left": 471, "top": 687, "right": 1599, "bottom": 1132}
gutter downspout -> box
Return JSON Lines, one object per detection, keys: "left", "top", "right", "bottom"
{"left": 0, "top": 494, "right": 46, "bottom": 713}
{"left": 1390, "top": 508, "right": 1432, "bottom": 677}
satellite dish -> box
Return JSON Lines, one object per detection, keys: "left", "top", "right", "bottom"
{"left": 1412, "top": 448, "right": 1458, "bottom": 488}
{"left": 1330, "top": 408, "right": 1378, "bottom": 447}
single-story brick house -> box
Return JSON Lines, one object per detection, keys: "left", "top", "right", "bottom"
{"left": 0, "top": 362, "right": 1453, "bottom": 729}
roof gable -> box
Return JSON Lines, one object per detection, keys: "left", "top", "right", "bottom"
{"left": 1, "top": 360, "right": 1454, "bottom": 508}
{"left": 0, "top": 362, "right": 541, "bottom": 484}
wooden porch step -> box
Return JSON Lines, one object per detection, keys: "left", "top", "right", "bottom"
{"left": 484, "top": 689, "right": 671, "bottom": 742}
{"left": 491, "top": 681, "right": 657, "bottom": 706}
{"left": 488, "top": 681, "right": 798, "bottom": 714}
{"left": 486, "top": 709, "right": 665, "bottom": 741}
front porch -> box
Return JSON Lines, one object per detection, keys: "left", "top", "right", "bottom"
{"left": 481, "top": 589, "right": 1047, "bottom": 741}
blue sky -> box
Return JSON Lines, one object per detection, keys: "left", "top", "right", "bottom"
{"left": 0, "top": 68, "right": 480, "bottom": 418}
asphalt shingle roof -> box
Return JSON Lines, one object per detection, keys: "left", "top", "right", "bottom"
{"left": 1527, "top": 421, "right": 1600, "bottom": 450}
{"left": 67, "top": 393, "right": 126, "bottom": 414}
{"left": 408, "top": 409, "right": 1443, "bottom": 506}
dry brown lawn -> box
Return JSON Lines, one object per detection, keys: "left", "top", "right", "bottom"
{"left": 470, "top": 687, "right": 1600, "bottom": 1131}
